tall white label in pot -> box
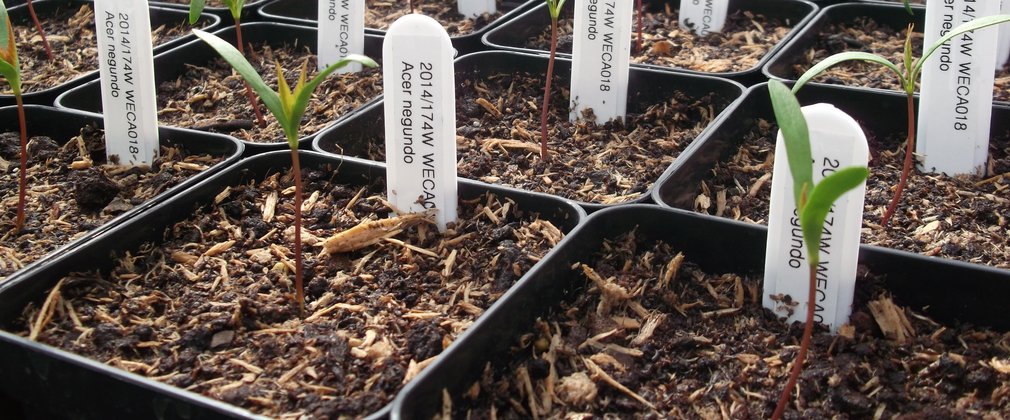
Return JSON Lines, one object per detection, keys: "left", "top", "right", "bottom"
{"left": 94, "top": 0, "right": 159, "bottom": 165}
{"left": 318, "top": 0, "right": 365, "bottom": 73}
{"left": 678, "top": 0, "right": 729, "bottom": 36}
{"left": 458, "top": 0, "right": 495, "bottom": 18}
{"left": 570, "top": 0, "right": 632, "bottom": 123}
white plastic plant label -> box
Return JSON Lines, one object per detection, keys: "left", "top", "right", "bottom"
{"left": 997, "top": 0, "right": 1010, "bottom": 67}
{"left": 678, "top": 0, "right": 729, "bottom": 36}
{"left": 382, "top": 14, "right": 458, "bottom": 231}
{"left": 917, "top": 0, "right": 1000, "bottom": 176}
{"left": 763, "top": 103, "right": 868, "bottom": 333}
{"left": 94, "top": 0, "right": 159, "bottom": 165}
{"left": 569, "top": 0, "right": 632, "bottom": 123}
{"left": 458, "top": 0, "right": 496, "bottom": 18}
{"left": 318, "top": 0, "right": 365, "bottom": 73}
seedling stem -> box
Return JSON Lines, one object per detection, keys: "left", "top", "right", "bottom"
{"left": 0, "top": 1, "right": 27, "bottom": 231}
{"left": 25, "top": 0, "right": 51, "bottom": 60}
{"left": 540, "top": 0, "right": 567, "bottom": 161}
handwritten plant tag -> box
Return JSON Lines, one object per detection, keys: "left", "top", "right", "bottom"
{"left": 94, "top": 0, "right": 159, "bottom": 165}
{"left": 918, "top": 0, "right": 1000, "bottom": 176}
{"left": 678, "top": 0, "right": 729, "bottom": 36}
{"left": 458, "top": 0, "right": 496, "bottom": 18}
{"left": 763, "top": 103, "right": 868, "bottom": 332}
{"left": 570, "top": 0, "right": 632, "bottom": 123}
{"left": 382, "top": 14, "right": 458, "bottom": 231}
{"left": 318, "top": 0, "right": 365, "bottom": 73}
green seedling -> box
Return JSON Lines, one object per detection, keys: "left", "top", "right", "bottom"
{"left": 193, "top": 28, "right": 377, "bottom": 317}
{"left": 24, "top": 0, "right": 51, "bottom": 60}
{"left": 0, "top": 1, "right": 29, "bottom": 232}
{"left": 793, "top": 14, "right": 1010, "bottom": 227}
{"left": 767, "top": 80, "right": 869, "bottom": 420}
{"left": 189, "top": 0, "right": 266, "bottom": 127}
{"left": 539, "top": 0, "right": 566, "bottom": 161}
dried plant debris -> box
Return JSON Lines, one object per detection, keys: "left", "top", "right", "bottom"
{"left": 790, "top": 16, "right": 1010, "bottom": 103}
{"left": 450, "top": 232, "right": 1010, "bottom": 418}
{"left": 363, "top": 0, "right": 509, "bottom": 35}
{"left": 693, "top": 119, "right": 1010, "bottom": 268}
{"left": 158, "top": 42, "right": 382, "bottom": 143}
{"left": 18, "top": 167, "right": 565, "bottom": 418}
{"left": 526, "top": 6, "right": 792, "bottom": 73}
{"left": 0, "top": 124, "right": 221, "bottom": 280}
{"left": 5, "top": 4, "right": 196, "bottom": 95}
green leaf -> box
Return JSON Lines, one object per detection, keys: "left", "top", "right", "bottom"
{"left": 793, "top": 52, "right": 906, "bottom": 94}
{"left": 903, "top": 0, "right": 913, "bottom": 16}
{"left": 228, "top": 0, "right": 244, "bottom": 21}
{"left": 289, "top": 53, "right": 378, "bottom": 141}
{"left": 913, "top": 14, "right": 1010, "bottom": 83}
{"left": 800, "top": 166, "right": 869, "bottom": 266}
{"left": 546, "top": 0, "right": 566, "bottom": 20}
{"left": 768, "top": 80, "right": 812, "bottom": 206}
{"left": 188, "top": 0, "right": 205, "bottom": 25}
{"left": 0, "top": 1, "right": 20, "bottom": 94}
{"left": 192, "top": 29, "right": 284, "bottom": 128}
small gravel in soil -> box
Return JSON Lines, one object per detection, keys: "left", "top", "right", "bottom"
{"left": 0, "top": 124, "right": 223, "bottom": 280}
{"left": 692, "top": 119, "right": 1010, "bottom": 268}
{"left": 18, "top": 167, "right": 567, "bottom": 418}
{"left": 449, "top": 232, "right": 1010, "bottom": 418}
{"left": 788, "top": 16, "right": 1010, "bottom": 103}
{"left": 525, "top": 6, "right": 792, "bottom": 73}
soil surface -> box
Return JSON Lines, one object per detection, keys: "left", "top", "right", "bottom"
{"left": 6, "top": 4, "right": 198, "bottom": 95}
{"left": 157, "top": 42, "right": 382, "bottom": 144}
{"left": 525, "top": 5, "right": 793, "bottom": 73}
{"left": 0, "top": 125, "right": 223, "bottom": 280}
{"left": 786, "top": 16, "right": 1010, "bottom": 103}
{"left": 692, "top": 119, "right": 1010, "bottom": 268}
{"left": 449, "top": 232, "right": 1010, "bottom": 418}
{"left": 18, "top": 168, "right": 567, "bottom": 418}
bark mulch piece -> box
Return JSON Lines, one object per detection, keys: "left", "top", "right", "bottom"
{"left": 17, "top": 167, "right": 567, "bottom": 418}
{"left": 363, "top": 0, "right": 510, "bottom": 36}
{"left": 692, "top": 119, "right": 1010, "bottom": 268}
{"left": 0, "top": 124, "right": 224, "bottom": 280}
{"left": 449, "top": 231, "right": 1010, "bottom": 418}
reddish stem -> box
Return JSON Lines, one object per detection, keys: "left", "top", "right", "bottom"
{"left": 409, "top": 0, "right": 415, "bottom": 14}
{"left": 880, "top": 92, "right": 916, "bottom": 227}
{"left": 26, "top": 0, "right": 53, "bottom": 61}
{"left": 635, "top": 0, "right": 643, "bottom": 53}
{"left": 771, "top": 264, "right": 817, "bottom": 420}
{"left": 540, "top": 17, "right": 559, "bottom": 161}
{"left": 14, "top": 94, "right": 27, "bottom": 232}
{"left": 290, "top": 148, "right": 305, "bottom": 318}
{"left": 233, "top": 18, "right": 266, "bottom": 128}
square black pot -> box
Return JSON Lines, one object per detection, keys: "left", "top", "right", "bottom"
{"left": 390, "top": 204, "right": 1010, "bottom": 419}
{"left": 0, "top": 0, "right": 220, "bottom": 107}
{"left": 0, "top": 150, "right": 584, "bottom": 419}
{"left": 312, "top": 50, "right": 745, "bottom": 213}
{"left": 482, "top": 0, "right": 819, "bottom": 85}
{"left": 55, "top": 21, "right": 384, "bottom": 155}
{"left": 257, "top": 0, "right": 537, "bottom": 55}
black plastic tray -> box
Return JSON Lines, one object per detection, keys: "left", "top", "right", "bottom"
{"left": 257, "top": 0, "right": 537, "bottom": 55}
{"left": 55, "top": 21, "right": 384, "bottom": 155}
{"left": 312, "top": 50, "right": 745, "bottom": 213}
{"left": 1, "top": 0, "right": 220, "bottom": 107}
{"left": 0, "top": 150, "right": 584, "bottom": 419}
{"left": 391, "top": 203, "right": 1010, "bottom": 419}
{"left": 482, "top": 0, "right": 818, "bottom": 85}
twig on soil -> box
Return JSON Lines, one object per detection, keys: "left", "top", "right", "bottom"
{"left": 29, "top": 278, "right": 65, "bottom": 341}
{"left": 582, "top": 357, "right": 656, "bottom": 410}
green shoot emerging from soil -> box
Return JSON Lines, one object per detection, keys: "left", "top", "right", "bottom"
{"left": 0, "top": 1, "right": 29, "bottom": 232}
{"left": 793, "top": 15, "right": 1010, "bottom": 227}
{"left": 24, "top": 0, "right": 51, "bottom": 60}
{"left": 193, "top": 28, "right": 377, "bottom": 316}
{"left": 767, "top": 80, "right": 869, "bottom": 420}
{"left": 540, "top": 0, "right": 566, "bottom": 161}
{"left": 189, "top": 0, "right": 266, "bottom": 127}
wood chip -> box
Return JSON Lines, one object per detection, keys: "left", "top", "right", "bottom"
{"left": 868, "top": 296, "right": 915, "bottom": 344}
{"left": 203, "top": 240, "right": 235, "bottom": 257}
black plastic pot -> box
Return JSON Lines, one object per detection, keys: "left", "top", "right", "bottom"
{"left": 312, "top": 50, "right": 745, "bottom": 213}
{"left": 1, "top": 0, "right": 220, "bottom": 107}
{"left": 151, "top": 0, "right": 269, "bottom": 21}
{"left": 482, "top": 0, "right": 818, "bottom": 85}
{"left": 55, "top": 21, "right": 384, "bottom": 155}
{"left": 257, "top": 0, "right": 536, "bottom": 55}
{"left": 0, "top": 150, "right": 584, "bottom": 419}
{"left": 0, "top": 105, "right": 243, "bottom": 281}
{"left": 391, "top": 203, "right": 1010, "bottom": 419}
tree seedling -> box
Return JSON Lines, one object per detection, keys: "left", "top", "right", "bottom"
{"left": 767, "top": 80, "right": 869, "bottom": 420}
{"left": 193, "top": 28, "right": 377, "bottom": 316}
{"left": 24, "top": 0, "right": 51, "bottom": 60}
{"left": 189, "top": 0, "right": 266, "bottom": 127}
{"left": 540, "top": 0, "right": 566, "bottom": 161}
{"left": 793, "top": 14, "right": 1010, "bottom": 227}
{"left": 0, "top": 1, "right": 29, "bottom": 232}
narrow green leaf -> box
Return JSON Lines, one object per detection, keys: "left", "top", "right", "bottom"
{"left": 546, "top": 0, "right": 566, "bottom": 20}
{"left": 768, "top": 80, "right": 812, "bottom": 206}
{"left": 902, "top": 25, "right": 913, "bottom": 92}
{"left": 793, "top": 52, "right": 906, "bottom": 94}
{"left": 903, "top": 0, "right": 913, "bottom": 16}
{"left": 800, "top": 166, "right": 869, "bottom": 265}
{"left": 0, "top": 1, "right": 20, "bottom": 94}
{"left": 192, "top": 29, "right": 284, "bottom": 126}
{"left": 228, "top": 0, "right": 244, "bottom": 21}
{"left": 913, "top": 14, "right": 1010, "bottom": 82}
{"left": 0, "top": 60, "right": 19, "bottom": 95}
{"left": 290, "top": 53, "right": 378, "bottom": 136}
{"left": 188, "top": 0, "right": 206, "bottom": 25}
